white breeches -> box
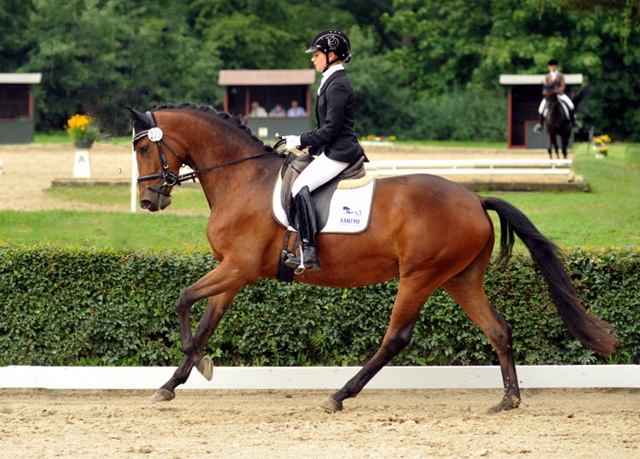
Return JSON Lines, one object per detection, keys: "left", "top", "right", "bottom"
{"left": 539, "top": 94, "right": 574, "bottom": 114}
{"left": 291, "top": 153, "right": 350, "bottom": 196}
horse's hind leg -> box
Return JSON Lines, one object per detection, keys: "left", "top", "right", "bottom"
{"left": 442, "top": 240, "right": 520, "bottom": 412}
{"left": 152, "top": 289, "right": 239, "bottom": 403}
{"left": 319, "top": 275, "right": 441, "bottom": 412}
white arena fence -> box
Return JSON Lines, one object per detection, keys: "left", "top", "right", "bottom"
{"left": 129, "top": 158, "right": 575, "bottom": 212}
{"left": 364, "top": 159, "right": 573, "bottom": 177}
{"left": 1, "top": 365, "right": 638, "bottom": 390}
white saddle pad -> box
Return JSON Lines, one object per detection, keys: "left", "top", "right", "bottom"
{"left": 271, "top": 174, "right": 377, "bottom": 234}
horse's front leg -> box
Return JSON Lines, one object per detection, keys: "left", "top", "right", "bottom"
{"left": 152, "top": 288, "right": 240, "bottom": 403}
{"left": 175, "top": 262, "right": 248, "bottom": 380}
{"left": 562, "top": 134, "right": 569, "bottom": 159}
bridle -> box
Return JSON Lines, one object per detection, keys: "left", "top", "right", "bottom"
{"left": 133, "top": 111, "right": 286, "bottom": 197}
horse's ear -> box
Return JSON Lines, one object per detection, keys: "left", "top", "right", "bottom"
{"left": 126, "top": 106, "right": 150, "bottom": 127}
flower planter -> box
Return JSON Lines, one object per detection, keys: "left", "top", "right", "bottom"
{"left": 74, "top": 140, "right": 93, "bottom": 149}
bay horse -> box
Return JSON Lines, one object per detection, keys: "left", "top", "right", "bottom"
{"left": 126, "top": 103, "right": 616, "bottom": 413}
{"left": 542, "top": 82, "right": 593, "bottom": 159}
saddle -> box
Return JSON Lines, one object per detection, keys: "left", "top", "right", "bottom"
{"left": 273, "top": 152, "right": 375, "bottom": 283}
{"left": 279, "top": 152, "right": 367, "bottom": 231}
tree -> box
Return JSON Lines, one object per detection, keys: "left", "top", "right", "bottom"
{"left": 23, "top": 0, "right": 224, "bottom": 135}
{"left": 384, "top": 0, "right": 640, "bottom": 140}
{"left": 345, "top": 25, "right": 412, "bottom": 136}
{"left": 383, "top": 0, "right": 493, "bottom": 93}
{"left": 0, "top": 0, "right": 36, "bottom": 71}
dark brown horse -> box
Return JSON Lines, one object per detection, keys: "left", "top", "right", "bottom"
{"left": 126, "top": 103, "right": 616, "bottom": 413}
{"left": 542, "top": 82, "right": 593, "bottom": 159}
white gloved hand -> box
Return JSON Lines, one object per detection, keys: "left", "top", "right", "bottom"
{"left": 284, "top": 135, "right": 301, "bottom": 151}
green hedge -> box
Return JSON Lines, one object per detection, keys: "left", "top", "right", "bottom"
{"left": 0, "top": 245, "right": 638, "bottom": 367}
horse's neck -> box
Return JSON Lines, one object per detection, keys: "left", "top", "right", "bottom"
{"left": 547, "top": 100, "right": 566, "bottom": 121}
{"left": 190, "top": 132, "right": 280, "bottom": 209}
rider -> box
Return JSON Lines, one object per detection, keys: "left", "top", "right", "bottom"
{"left": 282, "top": 29, "right": 366, "bottom": 272}
{"left": 534, "top": 58, "right": 582, "bottom": 133}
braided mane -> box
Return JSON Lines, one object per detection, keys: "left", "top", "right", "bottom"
{"left": 154, "top": 102, "right": 274, "bottom": 152}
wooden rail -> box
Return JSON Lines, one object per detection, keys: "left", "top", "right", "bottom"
{"left": 365, "top": 159, "right": 572, "bottom": 176}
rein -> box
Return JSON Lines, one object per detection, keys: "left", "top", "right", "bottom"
{"left": 134, "top": 111, "right": 286, "bottom": 196}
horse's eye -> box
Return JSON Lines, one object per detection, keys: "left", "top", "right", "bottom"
{"left": 140, "top": 145, "right": 150, "bottom": 154}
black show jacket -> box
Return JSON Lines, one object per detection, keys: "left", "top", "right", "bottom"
{"left": 300, "top": 70, "right": 366, "bottom": 164}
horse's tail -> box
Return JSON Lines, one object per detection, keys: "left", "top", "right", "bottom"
{"left": 571, "top": 82, "right": 594, "bottom": 110}
{"left": 482, "top": 196, "right": 617, "bottom": 355}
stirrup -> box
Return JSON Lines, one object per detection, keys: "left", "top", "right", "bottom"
{"left": 294, "top": 248, "right": 306, "bottom": 276}
{"left": 284, "top": 245, "right": 320, "bottom": 274}
{"left": 533, "top": 123, "right": 542, "bottom": 133}
{"left": 284, "top": 247, "right": 308, "bottom": 274}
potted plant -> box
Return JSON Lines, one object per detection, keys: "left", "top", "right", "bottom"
{"left": 593, "top": 134, "right": 611, "bottom": 159}
{"left": 66, "top": 114, "right": 100, "bottom": 148}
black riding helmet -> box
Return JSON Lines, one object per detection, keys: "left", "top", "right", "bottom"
{"left": 306, "top": 29, "right": 351, "bottom": 72}
{"left": 548, "top": 58, "right": 559, "bottom": 66}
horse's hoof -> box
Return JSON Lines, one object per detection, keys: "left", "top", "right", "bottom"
{"left": 319, "top": 397, "right": 343, "bottom": 412}
{"left": 151, "top": 388, "right": 175, "bottom": 403}
{"left": 489, "top": 396, "right": 520, "bottom": 413}
{"left": 197, "top": 355, "right": 214, "bottom": 381}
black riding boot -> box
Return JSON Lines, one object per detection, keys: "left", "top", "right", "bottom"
{"left": 284, "top": 186, "right": 321, "bottom": 272}
{"left": 533, "top": 113, "right": 545, "bottom": 133}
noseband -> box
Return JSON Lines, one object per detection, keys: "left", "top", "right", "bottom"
{"left": 133, "top": 111, "right": 286, "bottom": 197}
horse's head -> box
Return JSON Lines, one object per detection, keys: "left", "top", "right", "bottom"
{"left": 126, "top": 106, "right": 188, "bottom": 211}
{"left": 542, "top": 83, "right": 557, "bottom": 101}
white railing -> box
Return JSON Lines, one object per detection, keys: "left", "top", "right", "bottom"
{"left": 365, "top": 159, "right": 572, "bottom": 176}
{"left": 0, "top": 365, "right": 637, "bottom": 390}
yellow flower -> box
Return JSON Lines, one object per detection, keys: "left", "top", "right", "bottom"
{"left": 65, "top": 113, "right": 100, "bottom": 142}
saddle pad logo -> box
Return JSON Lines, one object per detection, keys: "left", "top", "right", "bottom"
{"left": 339, "top": 206, "right": 363, "bottom": 227}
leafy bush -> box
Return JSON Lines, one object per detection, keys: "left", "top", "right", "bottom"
{"left": 405, "top": 86, "right": 507, "bottom": 142}
{"left": 0, "top": 245, "right": 637, "bottom": 367}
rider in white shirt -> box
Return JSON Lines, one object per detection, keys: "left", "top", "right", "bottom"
{"left": 534, "top": 59, "right": 582, "bottom": 133}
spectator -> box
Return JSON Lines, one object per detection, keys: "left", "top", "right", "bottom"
{"left": 269, "top": 103, "right": 287, "bottom": 118}
{"left": 232, "top": 113, "right": 246, "bottom": 126}
{"left": 287, "top": 100, "right": 307, "bottom": 117}
{"left": 248, "top": 101, "right": 267, "bottom": 118}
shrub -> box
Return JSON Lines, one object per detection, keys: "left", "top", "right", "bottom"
{"left": 0, "top": 245, "right": 637, "bottom": 367}
{"left": 406, "top": 86, "right": 507, "bottom": 142}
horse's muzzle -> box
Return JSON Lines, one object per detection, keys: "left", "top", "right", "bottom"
{"left": 139, "top": 181, "right": 172, "bottom": 211}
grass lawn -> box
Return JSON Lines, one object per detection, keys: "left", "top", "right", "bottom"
{"left": 480, "top": 142, "right": 640, "bottom": 248}
{"left": 0, "top": 141, "right": 638, "bottom": 250}
{"left": 33, "top": 131, "right": 131, "bottom": 145}
{"left": 394, "top": 139, "right": 507, "bottom": 149}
